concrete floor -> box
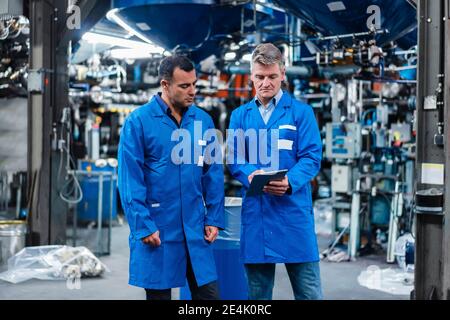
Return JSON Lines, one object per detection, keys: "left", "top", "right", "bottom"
{"left": 0, "top": 218, "right": 410, "bottom": 300}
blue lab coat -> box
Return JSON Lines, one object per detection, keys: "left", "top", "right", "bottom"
{"left": 118, "top": 95, "right": 225, "bottom": 289}
{"left": 227, "top": 91, "right": 322, "bottom": 263}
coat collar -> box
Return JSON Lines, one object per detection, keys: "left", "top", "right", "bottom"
{"left": 151, "top": 94, "right": 196, "bottom": 129}
{"left": 246, "top": 91, "right": 292, "bottom": 129}
{"left": 255, "top": 89, "right": 284, "bottom": 108}
{"left": 182, "top": 105, "right": 196, "bottom": 127}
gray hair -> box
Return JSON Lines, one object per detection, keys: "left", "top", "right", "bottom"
{"left": 251, "top": 43, "right": 285, "bottom": 71}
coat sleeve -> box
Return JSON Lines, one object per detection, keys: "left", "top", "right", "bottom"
{"left": 286, "top": 104, "right": 322, "bottom": 194}
{"left": 202, "top": 118, "right": 225, "bottom": 230}
{"left": 118, "top": 115, "right": 158, "bottom": 240}
{"left": 226, "top": 109, "right": 259, "bottom": 188}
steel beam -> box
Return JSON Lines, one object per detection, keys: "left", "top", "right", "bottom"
{"left": 414, "top": 0, "right": 450, "bottom": 300}
{"left": 441, "top": 0, "right": 450, "bottom": 300}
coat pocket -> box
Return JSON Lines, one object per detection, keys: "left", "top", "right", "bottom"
{"left": 131, "top": 228, "right": 165, "bottom": 284}
{"left": 150, "top": 203, "right": 170, "bottom": 228}
{"left": 279, "top": 126, "right": 297, "bottom": 142}
{"left": 279, "top": 204, "right": 312, "bottom": 226}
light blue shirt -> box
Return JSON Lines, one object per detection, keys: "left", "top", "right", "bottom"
{"left": 256, "top": 89, "right": 284, "bottom": 125}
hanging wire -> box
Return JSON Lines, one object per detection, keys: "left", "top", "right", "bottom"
{"left": 58, "top": 146, "right": 83, "bottom": 204}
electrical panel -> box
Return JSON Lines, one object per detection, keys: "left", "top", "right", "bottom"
{"left": 326, "top": 123, "right": 362, "bottom": 159}
{"left": 332, "top": 164, "right": 352, "bottom": 193}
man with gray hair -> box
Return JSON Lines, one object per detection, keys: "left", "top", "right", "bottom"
{"left": 227, "top": 43, "right": 323, "bottom": 300}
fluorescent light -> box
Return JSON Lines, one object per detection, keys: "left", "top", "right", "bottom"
{"left": 327, "top": 1, "right": 346, "bottom": 11}
{"left": 136, "top": 22, "right": 151, "bottom": 31}
{"left": 230, "top": 43, "right": 240, "bottom": 50}
{"left": 242, "top": 53, "right": 252, "bottom": 62}
{"left": 224, "top": 52, "right": 236, "bottom": 60}
{"left": 82, "top": 32, "right": 163, "bottom": 52}
{"left": 109, "top": 48, "right": 164, "bottom": 60}
{"left": 106, "top": 8, "right": 154, "bottom": 44}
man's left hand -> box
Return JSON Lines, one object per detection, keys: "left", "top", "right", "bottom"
{"left": 204, "top": 226, "right": 219, "bottom": 243}
{"left": 263, "top": 176, "right": 290, "bottom": 196}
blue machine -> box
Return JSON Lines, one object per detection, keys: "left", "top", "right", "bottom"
{"left": 273, "top": 0, "right": 417, "bottom": 49}
{"left": 77, "top": 160, "right": 118, "bottom": 222}
{"left": 370, "top": 195, "right": 391, "bottom": 226}
{"left": 180, "top": 197, "right": 248, "bottom": 300}
{"left": 109, "top": 0, "right": 288, "bottom": 62}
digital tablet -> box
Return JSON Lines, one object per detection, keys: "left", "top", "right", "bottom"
{"left": 246, "top": 169, "right": 288, "bottom": 196}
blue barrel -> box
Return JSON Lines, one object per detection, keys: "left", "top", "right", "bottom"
{"left": 180, "top": 197, "right": 248, "bottom": 300}
{"left": 76, "top": 160, "right": 118, "bottom": 222}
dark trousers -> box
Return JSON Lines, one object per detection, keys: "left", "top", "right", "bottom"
{"left": 145, "top": 254, "right": 219, "bottom": 300}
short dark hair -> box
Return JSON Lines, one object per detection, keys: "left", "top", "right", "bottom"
{"left": 158, "top": 55, "right": 195, "bottom": 82}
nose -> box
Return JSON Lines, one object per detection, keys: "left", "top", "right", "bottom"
{"left": 262, "top": 77, "right": 271, "bottom": 87}
{"left": 188, "top": 85, "right": 195, "bottom": 96}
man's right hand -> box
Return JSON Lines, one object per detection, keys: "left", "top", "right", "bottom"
{"left": 142, "top": 230, "right": 161, "bottom": 247}
{"left": 248, "top": 169, "right": 265, "bottom": 184}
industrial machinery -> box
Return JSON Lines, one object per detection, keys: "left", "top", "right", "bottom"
{"left": 322, "top": 77, "right": 415, "bottom": 261}
{"left": 0, "top": 4, "right": 29, "bottom": 223}
{"left": 64, "top": 0, "right": 418, "bottom": 261}
{"left": 0, "top": 14, "right": 29, "bottom": 97}
{"left": 0, "top": 0, "right": 419, "bottom": 266}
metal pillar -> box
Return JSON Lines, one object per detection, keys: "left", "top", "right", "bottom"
{"left": 442, "top": 0, "right": 450, "bottom": 300}
{"left": 27, "top": 0, "right": 110, "bottom": 245}
{"left": 414, "top": 0, "right": 450, "bottom": 300}
{"left": 28, "top": 0, "right": 57, "bottom": 245}
{"left": 348, "top": 178, "right": 361, "bottom": 260}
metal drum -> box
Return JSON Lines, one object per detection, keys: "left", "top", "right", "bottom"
{"left": 0, "top": 220, "right": 27, "bottom": 265}
{"left": 213, "top": 197, "right": 248, "bottom": 299}
{"left": 180, "top": 197, "right": 248, "bottom": 300}
{"left": 77, "top": 160, "right": 118, "bottom": 222}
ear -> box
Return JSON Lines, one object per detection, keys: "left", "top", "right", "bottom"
{"left": 280, "top": 66, "right": 286, "bottom": 82}
{"left": 161, "top": 79, "right": 169, "bottom": 89}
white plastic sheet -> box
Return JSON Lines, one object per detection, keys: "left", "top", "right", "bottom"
{"left": 357, "top": 266, "right": 414, "bottom": 296}
{"left": 0, "top": 245, "right": 108, "bottom": 284}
